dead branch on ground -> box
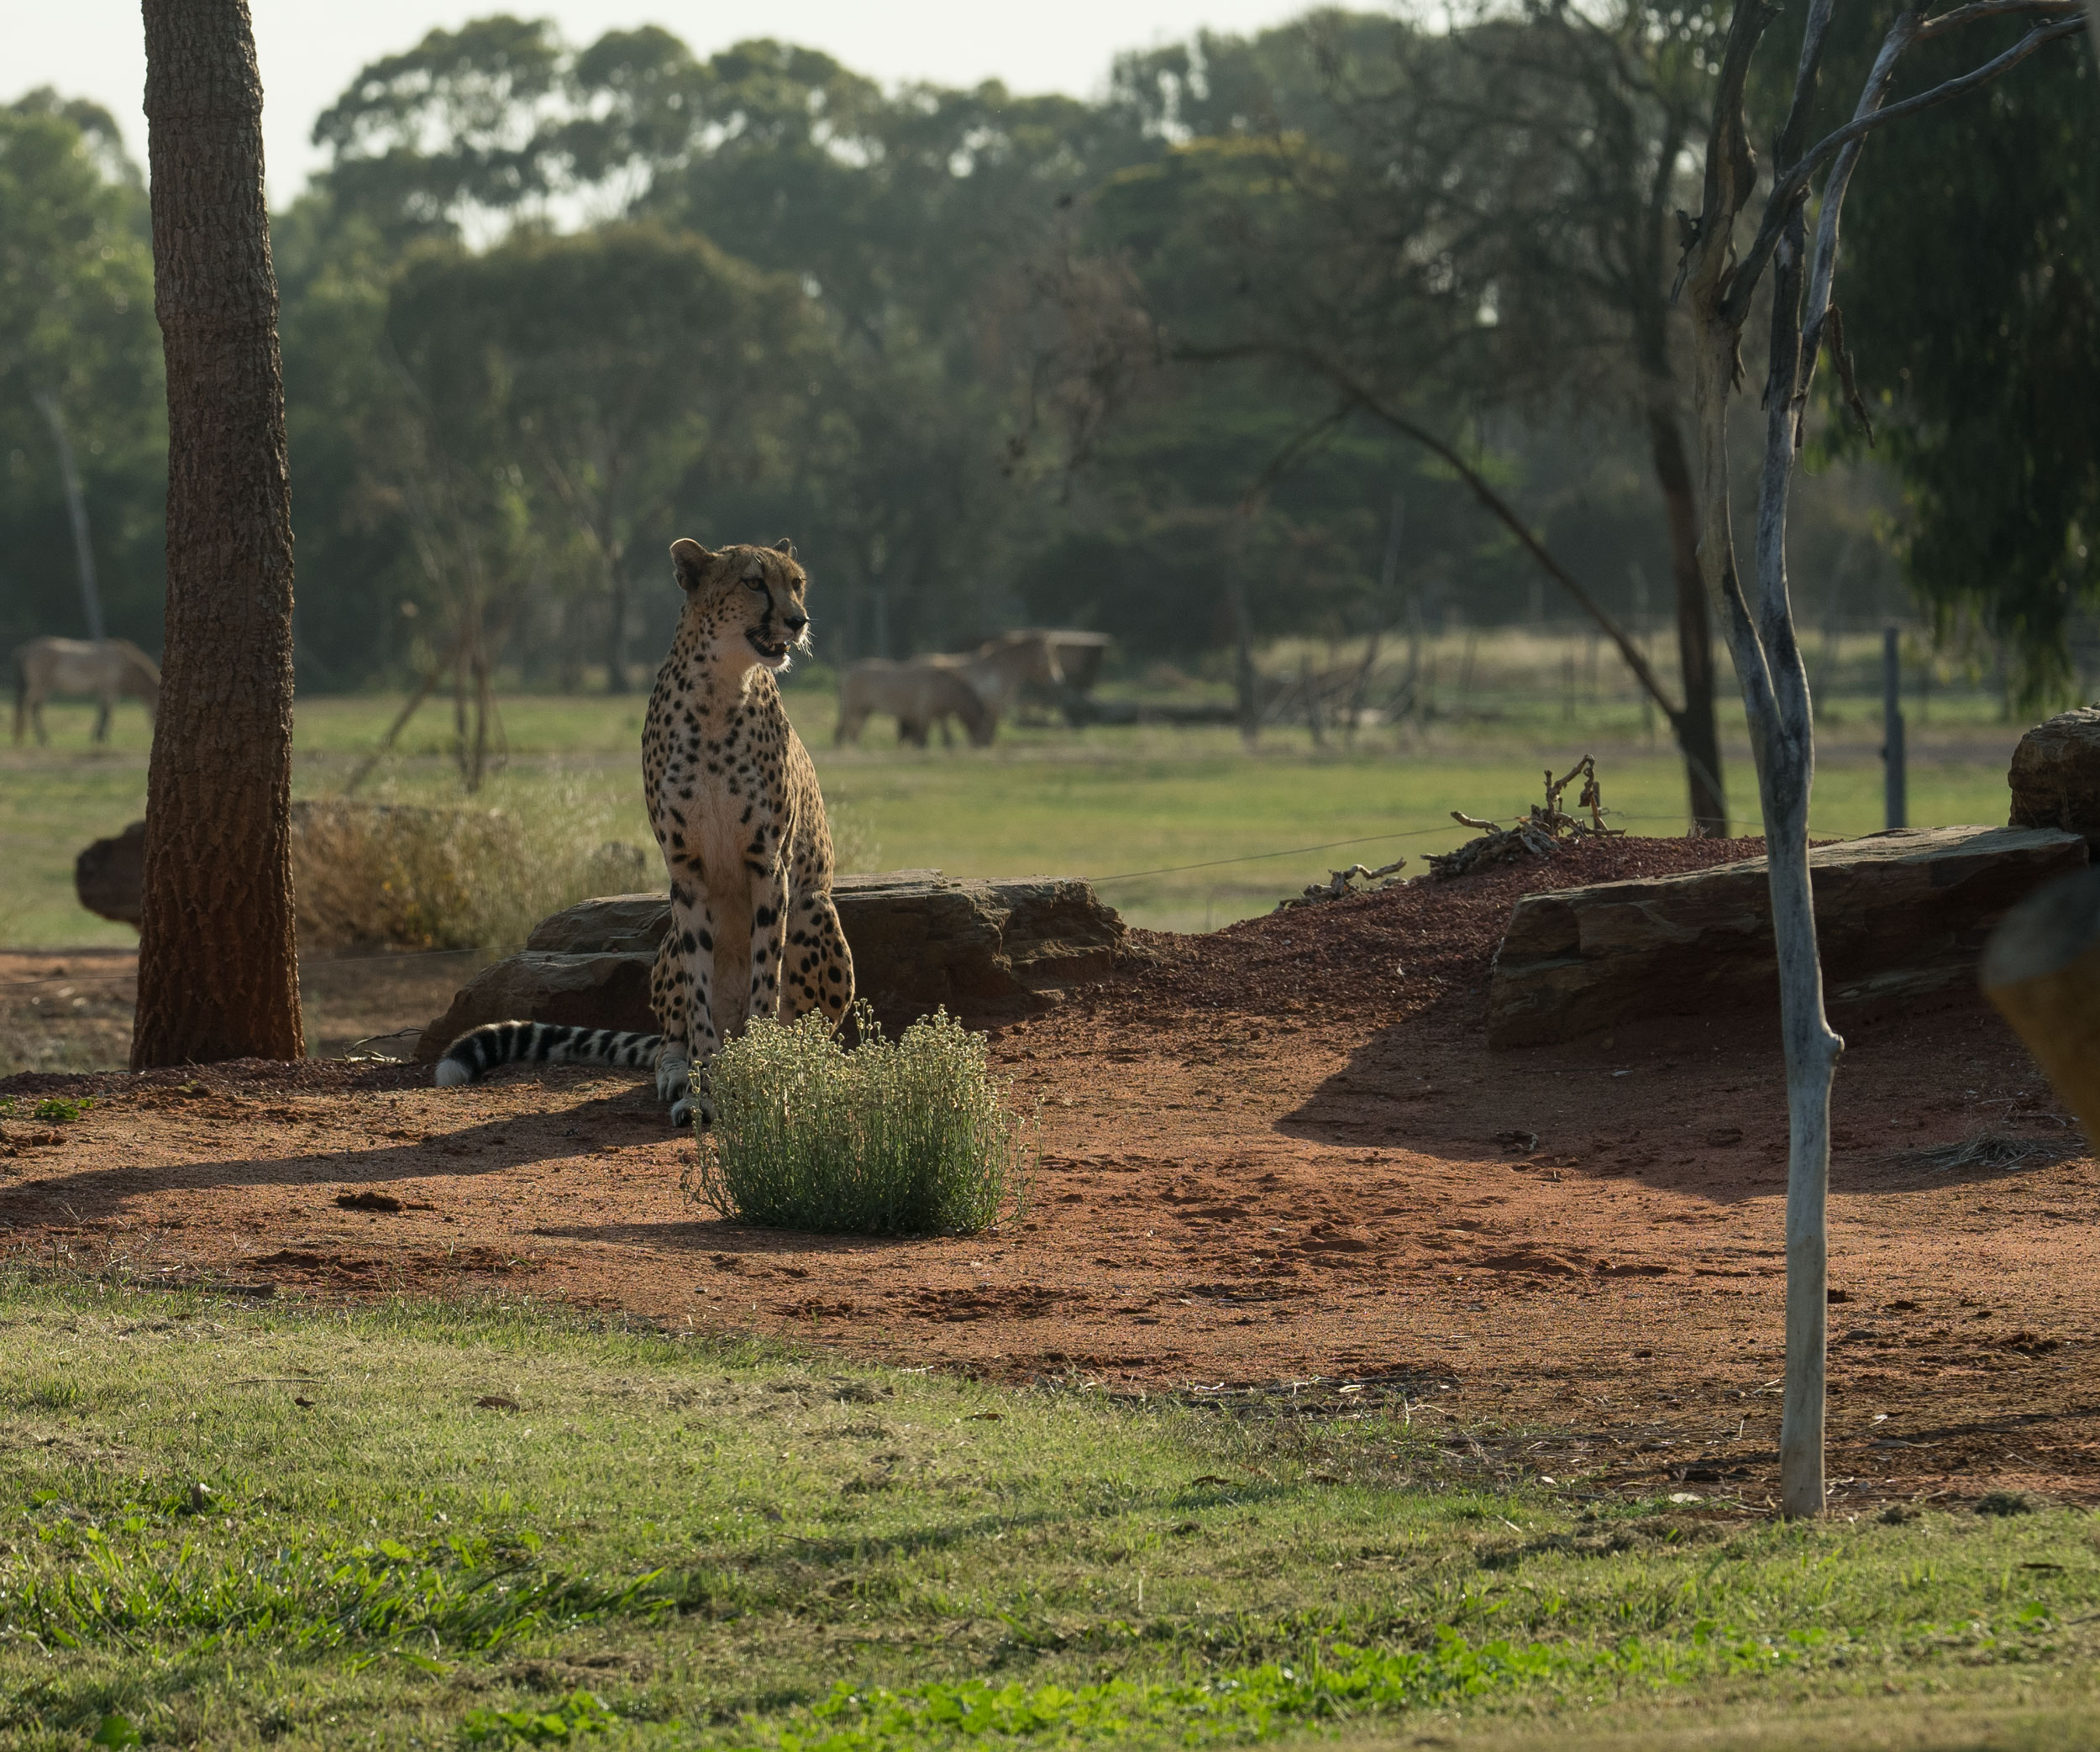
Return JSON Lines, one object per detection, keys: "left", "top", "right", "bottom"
{"left": 1427, "top": 755, "right": 1623, "bottom": 881}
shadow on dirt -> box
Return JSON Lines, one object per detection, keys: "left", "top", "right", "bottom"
{"left": 1278, "top": 994, "right": 2082, "bottom": 1204}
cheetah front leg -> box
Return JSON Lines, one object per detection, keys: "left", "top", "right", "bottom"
{"left": 648, "top": 932, "right": 699, "bottom": 1125}
{"left": 782, "top": 887, "right": 855, "bottom": 1025}
{"left": 748, "top": 867, "right": 790, "bottom": 1027}
{"left": 662, "top": 882, "right": 722, "bottom": 1127}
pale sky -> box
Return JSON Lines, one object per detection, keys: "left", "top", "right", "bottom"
{"left": 12, "top": 2, "right": 1324, "bottom": 205}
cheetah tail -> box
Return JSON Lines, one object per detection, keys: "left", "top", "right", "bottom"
{"left": 434, "top": 1020, "right": 664, "bottom": 1088}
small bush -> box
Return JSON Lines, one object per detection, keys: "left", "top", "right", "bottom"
{"left": 690, "top": 1005, "right": 1030, "bottom": 1235}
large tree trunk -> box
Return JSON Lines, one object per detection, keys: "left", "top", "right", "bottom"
{"left": 132, "top": 0, "right": 302, "bottom": 1067}
{"left": 1645, "top": 391, "right": 1727, "bottom": 833}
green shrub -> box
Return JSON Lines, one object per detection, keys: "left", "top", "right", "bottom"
{"left": 690, "top": 1005, "right": 1030, "bottom": 1235}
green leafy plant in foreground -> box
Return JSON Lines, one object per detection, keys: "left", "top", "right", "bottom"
{"left": 0, "top": 1522, "right": 676, "bottom": 1656}
{"left": 0, "top": 1094, "right": 97, "bottom": 1121}
{"left": 752, "top": 1624, "right": 1821, "bottom": 1752}
{"left": 459, "top": 1688, "right": 619, "bottom": 1744}
{"left": 690, "top": 1004, "right": 1031, "bottom": 1234}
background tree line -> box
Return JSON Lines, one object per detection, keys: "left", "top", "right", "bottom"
{"left": 2, "top": 6, "right": 2092, "bottom": 719}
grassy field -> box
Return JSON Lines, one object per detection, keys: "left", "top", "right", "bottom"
{"left": 0, "top": 1279, "right": 2093, "bottom": 1751}
{"left": 1, "top": 649, "right": 2034, "bottom": 949}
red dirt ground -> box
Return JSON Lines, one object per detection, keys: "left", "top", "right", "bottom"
{"left": 4, "top": 835, "right": 2094, "bottom": 1515}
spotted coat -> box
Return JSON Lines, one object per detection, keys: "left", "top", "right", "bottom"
{"left": 641, "top": 537, "right": 854, "bottom": 1125}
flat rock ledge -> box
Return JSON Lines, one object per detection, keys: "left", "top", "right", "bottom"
{"left": 1487, "top": 825, "right": 2088, "bottom": 1049}
{"left": 416, "top": 870, "right": 1138, "bottom": 1061}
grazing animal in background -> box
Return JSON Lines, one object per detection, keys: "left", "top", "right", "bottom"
{"left": 833, "top": 658, "right": 994, "bottom": 748}
{"left": 12, "top": 637, "right": 160, "bottom": 745}
{"left": 438, "top": 538, "right": 854, "bottom": 1126}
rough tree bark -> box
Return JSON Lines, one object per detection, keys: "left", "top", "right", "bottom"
{"left": 1681, "top": 0, "right": 2084, "bottom": 1516}
{"left": 132, "top": 0, "right": 302, "bottom": 1067}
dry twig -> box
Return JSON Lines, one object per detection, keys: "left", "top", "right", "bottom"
{"left": 1427, "top": 755, "right": 1624, "bottom": 881}
{"left": 1278, "top": 857, "right": 1409, "bottom": 910}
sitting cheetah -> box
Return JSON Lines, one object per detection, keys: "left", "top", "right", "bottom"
{"left": 437, "top": 537, "right": 854, "bottom": 1123}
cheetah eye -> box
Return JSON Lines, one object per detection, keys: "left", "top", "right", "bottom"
{"left": 743, "top": 576, "right": 766, "bottom": 593}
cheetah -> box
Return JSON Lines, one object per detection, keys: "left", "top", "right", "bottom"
{"left": 436, "top": 538, "right": 854, "bottom": 1124}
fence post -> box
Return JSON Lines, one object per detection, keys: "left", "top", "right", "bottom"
{"left": 1882, "top": 627, "right": 1907, "bottom": 832}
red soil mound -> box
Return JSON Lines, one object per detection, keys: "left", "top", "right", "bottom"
{"left": 1112, "top": 832, "right": 1769, "bottom": 1023}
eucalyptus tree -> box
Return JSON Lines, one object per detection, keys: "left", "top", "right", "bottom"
{"left": 383, "top": 223, "right": 814, "bottom": 691}
{"left": 309, "top": 13, "right": 570, "bottom": 239}
{"left": 1677, "top": 0, "right": 2088, "bottom": 1516}
{"left": 1829, "top": 18, "right": 2097, "bottom": 707}
{"left": 0, "top": 93, "right": 163, "bottom": 653}
{"left": 1105, "top": 6, "right": 1736, "bottom": 826}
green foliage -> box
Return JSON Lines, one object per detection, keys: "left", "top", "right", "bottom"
{"left": 0, "top": 1519, "right": 675, "bottom": 1657}
{"left": 3, "top": 14, "right": 1931, "bottom": 698}
{"left": 459, "top": 1690, "right": 617, "bottom": 1744}
{"left": 1827, "top": 20, "right": 2097, "bottom": 710}
{"left": 30, "top": 1095, "right": 92, "bottom": 1123}
{"left": 0, "top": 92, "right": 165, "bottom": 655}
{"left": 692, "top": 1005, "right": 1030, "bottom": 1235}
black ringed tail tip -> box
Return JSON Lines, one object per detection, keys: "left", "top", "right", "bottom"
{"left": 435, "top": 1020, "right": 665, "bottom": 1087}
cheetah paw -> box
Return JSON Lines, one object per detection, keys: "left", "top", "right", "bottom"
{"left": 669, "top": 1079, "right": 715, "bottom": 1130}
{"left": 656, "top": 1051, "right": 690, "bottom": 1112}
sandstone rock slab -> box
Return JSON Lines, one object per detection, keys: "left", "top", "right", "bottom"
{"left": 418, "top": 870, "right": 1135, "bottom": 1060}
{"left": 1487, "top": 825, "right": 2087, "bottom": 1048}
{"left": 2009, "top": 708, "right": 2100, "bottom": 844}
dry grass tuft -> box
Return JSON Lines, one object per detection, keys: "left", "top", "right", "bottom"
{"left": 291, "top": 787, "right": 653, "bottom": 954}
{"left": 1900, "top": 1133, "right": 2075, "bottom": 1175}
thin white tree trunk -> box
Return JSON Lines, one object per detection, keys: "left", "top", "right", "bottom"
{"left": 1683, "top": 0, "right": 2082, "bottom": 1519}
{"left": 1751, "top": 217, "right": 1846, "bottom": 1520}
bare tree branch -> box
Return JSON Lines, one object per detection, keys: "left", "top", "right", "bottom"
{"left": 1174, "top": 337, "right": 1738, "bottom": 809}
{"left": 1725, "top": 13, "right": 2086, "bottom": 323}
{"left": 1919, "top": 0, "right": 2083, "bottom": 39}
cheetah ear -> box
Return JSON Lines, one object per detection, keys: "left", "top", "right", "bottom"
{"left": 669, "top": 538, "right": 715, "bottom": 592}
{"left": 772, "top": 537, "right": 796, "bottom": 559}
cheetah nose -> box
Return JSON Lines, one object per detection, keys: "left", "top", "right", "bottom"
{"left": 784, "top": 611, "right": 809, "bottom": 633}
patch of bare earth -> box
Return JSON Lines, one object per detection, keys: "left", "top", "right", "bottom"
{"left": 4, "top": 835, "right": 2094, "bottom": 1513}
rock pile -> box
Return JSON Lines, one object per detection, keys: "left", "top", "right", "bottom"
{"left": 415, "top": 871, "right": 1138, "bottom": 1059}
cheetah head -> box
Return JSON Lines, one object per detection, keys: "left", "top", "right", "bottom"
{"left": 669, "top": 537, "right": 812, "bottom": 674}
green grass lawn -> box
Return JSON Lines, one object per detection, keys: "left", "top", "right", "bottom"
{"left": 1, "top": 683, "right": 2029, "bottom": 947}
{"left": 3, "top": 1280, "right": 2095, "bottom": 1751}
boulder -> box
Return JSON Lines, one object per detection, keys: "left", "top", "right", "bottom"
{"left": 417, "top": 870, "right": 1136, "bottom": 1060}
{"left": 75, "top": 820, "right": 147, "bottom": 926}
{"left": 2009, "top": 708, "right": 2100, "bottom": 844}
{"left": 1487, "top": 825, "right": 2088, "bottom": 1049}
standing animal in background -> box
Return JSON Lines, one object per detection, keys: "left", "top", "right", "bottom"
{"left": 437, "top": 538, "right": 854, "bottom": 1126}
{"left": 948, "top": 632, "right": 1063, "bottom": 722}
{"left": 12, "top": 637, "right": 160, "bottom": 745}
{"left": 834, "top": 658, "right": 994, "bottom": 747}
{"left": 834, "top": 632, "right": 1068, "bottom": 748}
